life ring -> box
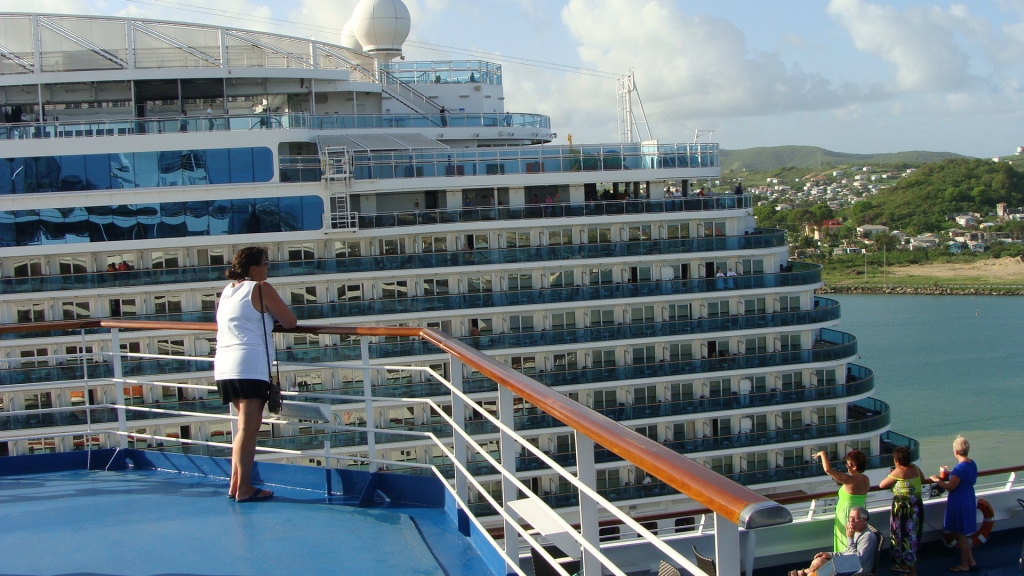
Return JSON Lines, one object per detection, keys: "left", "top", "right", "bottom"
{"left": 969, "top": 498, "right": 995, "bottom": 546}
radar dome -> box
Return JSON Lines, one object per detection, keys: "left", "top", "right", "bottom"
{"left": 340, "top": 20, "right": 363, "bottom": 51}
{"left": 350, "top": 0, "right": 411, "bottom": 58}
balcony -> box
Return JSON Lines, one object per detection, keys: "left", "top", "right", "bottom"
{"left": 0, "top": 111, "right": 550, "bottom": 141}
{"left": 354, "top": 196, "right": 752, "bottom": 229}
{"left": 0, "top": 262, "right": 823, "bottom": 345}
{"left": 0, "top": 323, "right": 850, "bottom": 391}
{"left": 0, "top": 227, "right": 779, "bottom": 296}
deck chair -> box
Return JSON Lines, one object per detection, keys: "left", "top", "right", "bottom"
{"left": 863, "top": 524, "right": 884, "bottom": 576}
{"left": 658, "top": 560, "right": 681, "bottom": 576}
{"left": 691, "top": 545, "right": 747, "bottom": 576}
{"left": 692, "top": 546, "right": 716, "bottom": 576}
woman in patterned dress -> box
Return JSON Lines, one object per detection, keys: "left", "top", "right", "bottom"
{"left": 879, "top": 446, "right": 925, "bottom": 574}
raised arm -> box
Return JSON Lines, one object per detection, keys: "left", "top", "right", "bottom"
{"left": 816, "top": 451, "right": 856, "bottom": 486}
{"left": 253, "top": 281, "right": 297, "bottom": 328}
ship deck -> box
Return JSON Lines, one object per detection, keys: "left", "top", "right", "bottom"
{"left": 3, "top": 450, "right": 1023, "bottom": 576}
{"left": 0, "top": 451, "right": 494, "bottom": 576}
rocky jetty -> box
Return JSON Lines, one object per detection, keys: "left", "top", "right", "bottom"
{"left": 817, "top": 285, "right": 1024, "bottom": 296}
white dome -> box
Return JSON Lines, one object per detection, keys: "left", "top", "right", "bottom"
{"left": 350, "top": 0, "right": 411, "bottom": 54}
{"left": 340, "top": 20, "right": 363, "bottom": 51}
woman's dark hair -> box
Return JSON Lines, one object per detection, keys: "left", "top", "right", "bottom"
{"left": 892, "top": 446, "right": 912, "bottom": 467}
{"left": 225, "top": 246, "right": 267, "bottom": 280}
{"left": 846, "top": 449, "right": 867, "bottom": 473}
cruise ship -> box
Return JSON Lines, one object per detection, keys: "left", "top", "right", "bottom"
{"left": 0, "top": 2, "right": 919, "bottom": 547}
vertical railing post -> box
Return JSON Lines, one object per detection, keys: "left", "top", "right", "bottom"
{"left": 361, "top": 336, "right": 376, "bottom": 470}
{"left": 109, "top": 328, "right": 128, "bottom": 448}
{"left": 449, "top": 356, "right": 468, "bottom": 502}
{"left": 714, "top": 513, "right": 742, "bottom": 576}
{"left": 574, "top": 433, "right": 600, "bottom": 575}
{"left": 497, "top": 384, "right": 520, "bottom": 572}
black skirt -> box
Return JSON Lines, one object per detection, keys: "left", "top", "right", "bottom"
{"left": 216, "top": 378, "right": 270, "bottom": 405}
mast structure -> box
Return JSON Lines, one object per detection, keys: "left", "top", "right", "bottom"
{"left": 617, "top": 68, "right": 653, "bottom": 144}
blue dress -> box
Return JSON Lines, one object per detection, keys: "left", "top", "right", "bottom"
{"left": 943, "top": 460, "right": 978, "bottom": 534}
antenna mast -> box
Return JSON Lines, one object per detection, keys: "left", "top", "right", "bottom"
{"left": 617, "top": 69, "right": 653, "bottom": 143}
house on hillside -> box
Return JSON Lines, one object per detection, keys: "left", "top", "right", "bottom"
{"left": 856, "top": 224, "right": 889, "bottom": 239}
{"left": 805, "top": 219, "right": 844, "bottom": 241}
{"left": 910, "top": 233, "right": 939, "bottom": 250}
{"left": 969, "top": 242, "right": 987, "bottom": 253}
{"left": 955, "top": 215, "right": 978, "bottom": 227}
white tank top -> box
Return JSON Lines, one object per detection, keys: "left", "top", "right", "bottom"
{"left": 214, "top": 281, "right": 275, "bottom": 381}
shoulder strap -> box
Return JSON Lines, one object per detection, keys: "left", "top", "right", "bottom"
{"left": 256, "top": 283, "right": 274, "bottom": 382}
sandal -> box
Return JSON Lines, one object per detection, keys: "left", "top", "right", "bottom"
{"left": 235, "top": 488, "right": 273, "bottom": 502}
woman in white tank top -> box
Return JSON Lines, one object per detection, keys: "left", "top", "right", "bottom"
{"left": 215, "top": 246, "right": 296, "bottom": 502}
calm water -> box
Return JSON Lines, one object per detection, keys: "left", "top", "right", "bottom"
{"left": 833, "top": 295, "right": 1024, "bottom": 472}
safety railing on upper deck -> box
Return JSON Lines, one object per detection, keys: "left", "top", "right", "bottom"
{"left": 0, "top": 111, "right": 551, "bottom": 141}
{"left": 0, "top": 320, "right": 792, "bottom": 576}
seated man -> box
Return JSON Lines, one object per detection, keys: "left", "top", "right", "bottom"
{"left": 789, "top": 506, "right": 877, "bottom": 576}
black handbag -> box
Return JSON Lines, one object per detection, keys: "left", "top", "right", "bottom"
{"left": 257, "top": 282, "right": 283, "bottom": 414}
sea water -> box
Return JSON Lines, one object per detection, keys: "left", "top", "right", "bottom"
{"left": 833, "top": 295, "right": 1024, "bottom": 471}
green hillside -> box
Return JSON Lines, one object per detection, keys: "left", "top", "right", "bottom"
{"left": 720, "top": 145, "right": 964, "bottom": 172}
{"left": 846, "top": 158, "right": 1024, "bottom": 233}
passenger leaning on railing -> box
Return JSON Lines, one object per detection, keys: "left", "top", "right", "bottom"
{"left": 214, "top": 246, "right": 297, "bottom": 503}
{"left": 930, "top": 435, "right": 979, "bottom": 572}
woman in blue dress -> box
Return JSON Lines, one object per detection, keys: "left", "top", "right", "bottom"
{"left": 930, "top": 435, "right": 977, "bottom": 572}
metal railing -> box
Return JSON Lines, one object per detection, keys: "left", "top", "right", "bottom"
{"left": 0, "top": 225, "right": 774, "bottom": 295}
{"left": 0, "top": 111, "right": 551, "bottom": 141}
{"left": 0, "top": 319, "right": 795, "bottom": 576}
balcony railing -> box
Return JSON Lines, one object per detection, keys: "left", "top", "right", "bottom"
{"left": 354, "top": 196, "right": 752, "bottom": 229}
{"left": 0, "top": 263, "right": 823, "bottom": 345}
{"left": 0, "top": 111, "right": 551, "bottom": 141}
{"left": 0, "top": 316, "right": 847, "bottom": 389}
{"left": 0, "top": 226, "right": 775, "bottom": 296}
{"left": 347, "top": 142, "right": 719, "bottom": 181}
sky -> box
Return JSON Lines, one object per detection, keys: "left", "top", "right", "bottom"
{"left": 6, "top": 0, "right": 1024, "bottom": 157}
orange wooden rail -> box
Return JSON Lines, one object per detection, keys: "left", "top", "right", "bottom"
{"left": 2, "top": 319, "right": 793, "bottom": 528}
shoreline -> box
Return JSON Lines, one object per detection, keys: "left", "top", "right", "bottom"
{"left": 817, "top": 285, "right": 1024, "bottom": 295}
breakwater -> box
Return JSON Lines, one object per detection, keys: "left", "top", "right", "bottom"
{"left": 818, "top": 284, "right": 1024, "bottom": 295}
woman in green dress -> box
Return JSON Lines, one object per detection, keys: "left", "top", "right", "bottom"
{"left": 815, "top": 449, "right": 871, "bottom": 552}
{"left": 879, "top": 446, "right": 924, "bottom": 575}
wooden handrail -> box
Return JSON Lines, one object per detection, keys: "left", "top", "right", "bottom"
{"left": 3, "top": 319, "right": 792, "bottom": 529}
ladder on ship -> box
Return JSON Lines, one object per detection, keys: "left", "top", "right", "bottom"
{"left": 319, "top": 143, "right": 358, "bottom": 230}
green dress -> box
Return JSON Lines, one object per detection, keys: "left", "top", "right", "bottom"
{"left": 835, "top": 487, "right": 867, "bottom": 552}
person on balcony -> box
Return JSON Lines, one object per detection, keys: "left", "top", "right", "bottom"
{"left": 815, "top": 449, "right": 870, "bottom": 552}
{"left": 215, "top": 246, "right": 297, "bottom": 502}
{"left": 879, "top": 445, "right": 925, "bottom": 575}
{"left": 789, "top": 506, "right": 877, "bottom": 576}
{"left": 930, "top": 435, "right": 978, "bottom": 572}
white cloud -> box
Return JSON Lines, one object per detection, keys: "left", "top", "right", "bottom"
{"left": 827, "top": 0, "right": 981, "bottom": 93}
{"left": 2, "top": 0, "right": 94, "bottom": 14}
{"left": 506, "top": 0, "right": 871, "bottom": 143}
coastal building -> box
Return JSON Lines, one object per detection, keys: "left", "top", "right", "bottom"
{"left": 855, "top": 224, "right": 889, "bottom": 238}
{"left": 0, "top": 5, "right": 909, "bottom": 530}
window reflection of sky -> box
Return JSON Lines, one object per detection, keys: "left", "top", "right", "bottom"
{"left": 0, "top": 147, "right": 272, "bottom": 194}
{"left": 0, "top": 196, "right": 323, "bottom": 246}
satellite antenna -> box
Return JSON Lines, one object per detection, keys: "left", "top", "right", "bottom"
{"left": 617, "top": 69, "right": 653, "bottom": 143}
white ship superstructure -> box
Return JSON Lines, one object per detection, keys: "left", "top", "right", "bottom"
{"left": 0, "top": 4, "right": 915, "bottom": 529}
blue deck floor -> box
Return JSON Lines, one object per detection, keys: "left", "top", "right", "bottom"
{"left": 0, "top": 459, "right": 493, "bottom": 576}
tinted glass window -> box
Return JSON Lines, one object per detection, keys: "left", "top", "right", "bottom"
{"left": 0, "top": 147, "right": 273, "bottom": 195}
{"left": 0, "top": 195, "right": 323, "bottom": 246}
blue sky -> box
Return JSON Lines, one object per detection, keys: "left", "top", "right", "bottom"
{"left": 9, "top": 0, "right": 1024, "bottom": 157}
